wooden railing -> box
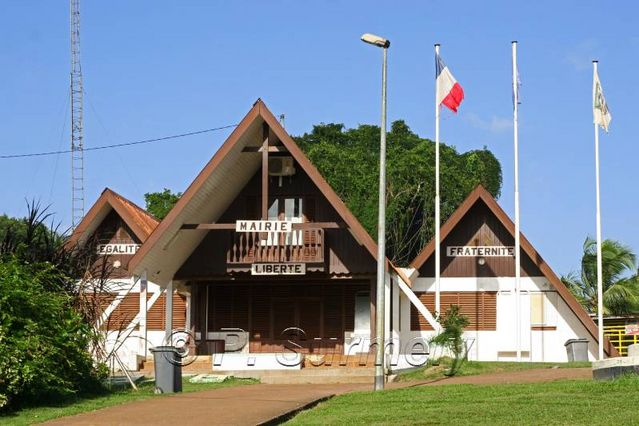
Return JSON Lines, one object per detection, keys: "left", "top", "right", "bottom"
{"left": 227, "top": 228, "right": 324, "bottom": 264}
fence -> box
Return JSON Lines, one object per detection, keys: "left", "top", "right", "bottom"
{"left": 603, "top": 325, "right": 639, "bottom": 356}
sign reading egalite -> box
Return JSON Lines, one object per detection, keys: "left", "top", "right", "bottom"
{"left": 251, "top": 263, "right": 306, "bottom": 275}
{"left": 236, "top": 220, "right": 292, "bottom": 232}
{"left": 97, "top": 244, "right": 140, "bottom": 255}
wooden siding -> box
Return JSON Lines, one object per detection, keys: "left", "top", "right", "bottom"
{"left": 193, "top": 281, "right": 369, "bottom": 353}
{"left": 419, "top": 201, "right": 542, "bottom": 278}
{"left": 175, "top": 165, "right": 376, "bottom": 279}
{"left": 410, "top": 291, "right": 497, "bottom": 331}
{"left": 103, "top": 293, "right": 186, "bottom": 331}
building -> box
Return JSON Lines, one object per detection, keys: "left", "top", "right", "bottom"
{"left": 396, "top": 185, "right": 616, "bottom": 362}
{"left": 68, "top": 188, "right": 186, "bottom": 370}
{"left": 126, "top": 99, "right": 396, "bottom": 370}
{"left": 76, "top": 100, "right": 613, "bottom": 373}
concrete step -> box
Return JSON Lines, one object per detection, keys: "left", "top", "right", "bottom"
{"left": 217, "top": 367, "right": 376, "bottom": 384}
{"left": 260, "top": 373, "right": 375, "bottom": 385}
{"left": 139, "top": 361, "right": 214, "bottom": 376}
{"left": 139, "top": 363, "right": 376, "bottom": 383}
{"left": 218, "top": 367, "right": 374, "bottom": 377}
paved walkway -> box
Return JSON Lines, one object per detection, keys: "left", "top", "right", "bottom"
{"left": 44, "top": 383, "right": 369, "bottom": 426}
{"left": 44, "top": 368, "right": 591, "bottom": 425}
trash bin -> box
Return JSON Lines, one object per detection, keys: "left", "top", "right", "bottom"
{"left": 564, "top": 338, "right": 589, "bottom": 362}
{"left": 150, "top": 346, "right": 182, "bottom": 393}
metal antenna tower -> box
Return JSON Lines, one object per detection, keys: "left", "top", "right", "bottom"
{"left": 70, "top": 0, "right": 84, "bottom": 228}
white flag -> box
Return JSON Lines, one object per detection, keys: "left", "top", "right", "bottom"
{"left": 593, "top": 68, "right": 611, "bottom": 132}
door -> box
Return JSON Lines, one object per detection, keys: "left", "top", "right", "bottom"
{"left": 272, "top": 298, "right": 296, "bottom": 340}
{"left": 298, "top": 298, "right": 322, "bottom": 339}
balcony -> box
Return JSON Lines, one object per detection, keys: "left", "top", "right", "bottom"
{"left": 227, "top": 228, "right": 324, "bottom": 265}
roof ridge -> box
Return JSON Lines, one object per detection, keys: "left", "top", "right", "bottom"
{"left": 108, "top": 188, "right": 159, "bottom": 224}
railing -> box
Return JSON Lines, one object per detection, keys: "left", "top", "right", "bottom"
{"left": 227, "top": 228, "right": 324, "bottom": 264}
{"left": 604, "top": 325, "right": 639, "bottom": 356}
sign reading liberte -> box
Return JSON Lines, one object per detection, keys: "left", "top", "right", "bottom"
{"left": 251, "top": 263, "right": 306, "bottom": 275}
{"left": 97, "top": 244, "right": 140, "bottom": 255}
{"left": 236, "top": 220, "right": 292, "bottom": 233}
{"left": 447, "top": 246, "right": 515, "bottom": 257}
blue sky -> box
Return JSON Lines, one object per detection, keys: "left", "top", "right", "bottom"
{"left": 1, "top": 1, "right": 637, "bottom": 275}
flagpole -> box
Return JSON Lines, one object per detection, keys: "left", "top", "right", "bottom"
{"left": 593, "top": 60, "right": 604, "bottom": 361}
{"left": 512, "top": 41, "right": 522, "bottom": 362}
{"left": 434, "top": 43, "right": 441, "bottom": 318}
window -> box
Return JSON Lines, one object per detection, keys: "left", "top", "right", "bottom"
{"left": 410, "top": 292, "right": 497, "bottom": 331}
{"left": 530, "top": 292, "right": 557, "bottom": 327}
{"left": 261, "top": 197, "right": 304, "bottom": 246}
{"left": 354, "top": 292, "right": 370, "bottom": 334}
{"left": 284, "top": 198, "right": 303, "bottom": 246}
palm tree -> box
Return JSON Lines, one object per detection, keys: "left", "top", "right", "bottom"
{"left": 562, "top": 237, "right": 639, "bottom": 316}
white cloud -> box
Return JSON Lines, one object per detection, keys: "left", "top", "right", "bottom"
{"left": 565, "top": 39, "right": 600, "bottom": 71}
{"left": 465, "top": 112, "right": 512, "bottom": 133}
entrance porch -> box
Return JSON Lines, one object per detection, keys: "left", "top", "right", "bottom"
{"left": 189, "top": 280, "right": 373, "bottom": 356}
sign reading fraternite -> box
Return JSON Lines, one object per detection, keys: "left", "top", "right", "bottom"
{"left": 251, "top": 263, "right": 306, "bottom": 275}
{"left": 236, "top": 220, "right": 292, "bottom": 233}
{"left": 97, "top": 244, "right": 140, "bottom": 255}
{"left": 447, "top": 246, "right": 515, "bottom": 257}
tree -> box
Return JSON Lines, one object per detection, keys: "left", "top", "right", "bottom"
{"left": 0, "top": 201, "right": 65, "bottom": 266}
{"left": 144, "top": 188, "right": 182, "bottom": 220}
{"left": 430, "top": 305, "right": 470, "bottom": 376}
{"left": 295, "top": 120, "right": 502, "bottom": 265}
{"left": 562, "top": 237, "right": 639, "bottom": 316}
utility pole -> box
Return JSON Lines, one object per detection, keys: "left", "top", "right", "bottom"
{"left": 70, "top": 0, "right": 85, "bottom": 228}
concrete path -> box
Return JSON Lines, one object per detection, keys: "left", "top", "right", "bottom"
{"left": 43, "top": 383, "right": 369, "bottom": 426}
{"left": 44, "top": 368, "right": 590, "bottom": 425}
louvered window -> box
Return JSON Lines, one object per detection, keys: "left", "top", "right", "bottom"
{"left": 410, "top": 292, "right": 497, "bottom": 331}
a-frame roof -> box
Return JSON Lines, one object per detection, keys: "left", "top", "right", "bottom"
{"left": 129, "top": 99, "right": 378, "bottom": 283}
{"left": 410, "top": 184, "right": 617, "bottom": 356}
{"left": 67, "top": 188, "right": 159, "bottom": 247}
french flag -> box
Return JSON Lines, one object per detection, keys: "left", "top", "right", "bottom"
{"left": 436, "top": 53, "right": 464, "bottom": 113}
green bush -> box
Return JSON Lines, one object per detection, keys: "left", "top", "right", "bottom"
{"left": 430, "top": 305, "right": 470, "bottom": 376}
{"left": 0, "top": 258, "right": 105, "bottom": 411}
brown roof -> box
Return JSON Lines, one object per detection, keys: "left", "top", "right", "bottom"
{"left": 129, "top": 99, "right": 379, "bottom": 279}
{"left": 108, "top": 190, "right": 159, "bottom": 239}
{"left": 409, "top": 184, "right": 618, "bottom": 356}
{"left": 68, "top": 188, "right": 159, "bottom": 246}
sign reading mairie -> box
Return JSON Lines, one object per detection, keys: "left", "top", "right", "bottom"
{"left": 236, "top": 220, "right": 292, "bottom": 233}
{"left": 447, "top": 246, "right": 514, "bottom": 257}
{"left": 251, "top": 263, "right": 306, "bottom": 275}
{"left": 97, "top": 243, "right": 141, "bottom": 255}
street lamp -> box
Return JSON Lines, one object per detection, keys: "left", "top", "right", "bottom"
{"left": 361, "top": 33, "right": 391, "bottom": 48}
{"left": 361, "top": 32, "right": 390, "bottom": 391}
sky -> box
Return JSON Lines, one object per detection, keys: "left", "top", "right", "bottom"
{"left": 1, "top": 1, "right": 637, "bottom": 275}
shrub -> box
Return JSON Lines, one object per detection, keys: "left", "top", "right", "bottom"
{"left": 0, "top": 258, "right": 105, "bottom": 411}
{"left": 430, "top": 305, "right": 470, "bottom": 376}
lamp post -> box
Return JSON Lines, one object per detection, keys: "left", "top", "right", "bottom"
{"left": 361, "top": 32, "right": 390, "bottom": 391}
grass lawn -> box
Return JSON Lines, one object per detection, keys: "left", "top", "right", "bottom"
{"left": 397, "top": 358, "right": 592, "bottom": 382}
{"left": 287, "top": 375, "right": 639, "bottom": 425}
{"left": 0, "top": 377, "right": 256, "bottom": 425}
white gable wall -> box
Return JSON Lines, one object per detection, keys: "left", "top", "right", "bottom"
{"left": 396, "top": 276, "right": 597, "bottom": 362}
{"left": 96, "top": 277, "right": 179, "bottom": 371}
